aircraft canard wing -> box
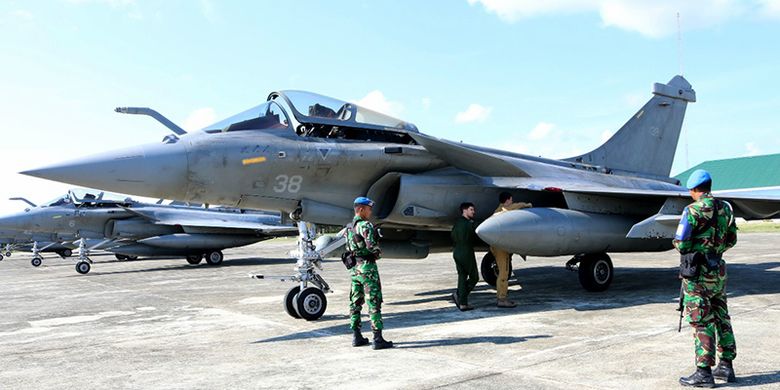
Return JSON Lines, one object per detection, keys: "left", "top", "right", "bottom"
{"left": 120, "top": 206, "right": 297, "bottom": 235}
{"left": 409, "top": 133, "right": 530, "bottom": 177}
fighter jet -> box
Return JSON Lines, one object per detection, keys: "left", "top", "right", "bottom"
{"left": 0, "top": 229, "right": 76, "bottom": 262}
{"left": 22, "top": 75, "right": 780, "bottom": 319}
{"left": 0, "top": 189, "right": 297, "bottom": 274}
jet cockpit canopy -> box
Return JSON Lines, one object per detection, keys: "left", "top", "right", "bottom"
{"left": 272, "top": 90, "right": 418, "bottom": 133}
{"left": 198, "top": 90, "right": 418, "bottom": 144}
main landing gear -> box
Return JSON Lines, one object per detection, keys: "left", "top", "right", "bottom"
{"left": 566, "top": 253, "right": 614, "bottom": 292}
{"left": 480, "top": 252, "right": 513, "bottom": 287}
{"left": 183, "top": 250, "right": 223, "bottom": 265}
{"left": 252, "top": 221, "right": 331, "bottom": 321}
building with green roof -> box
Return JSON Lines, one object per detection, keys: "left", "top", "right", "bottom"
{"left": 675, "top": 153, "right": 780, "bottom": 191}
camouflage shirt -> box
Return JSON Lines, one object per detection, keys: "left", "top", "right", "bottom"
{"left": 345, "top": 216, "right": 381, "bottom": 259}
{"left": 673, "top": 194, "right": 738, "bottom": 255}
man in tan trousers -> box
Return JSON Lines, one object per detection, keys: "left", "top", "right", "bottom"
{"left": 491, "top": 192, "right": 532, "bottom": 308}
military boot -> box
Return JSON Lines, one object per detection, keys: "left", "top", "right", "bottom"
{"left": 372, "top": 330, "right": 394, "bottom": 350}
{"left": 712, "top": 360, "right": 736, "bottom": 382}
{"left": 352, "top": 329, "right": 369, "bottom": 347}
{"left": 679, "top": 367, "right": 715, "bottom": 388}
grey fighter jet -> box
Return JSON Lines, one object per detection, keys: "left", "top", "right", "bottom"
{"left": 0, "top": 189, "right": 297, "bottom": 274}
{"left": 0, "top": 229, "right": 76, "bottom": 262}
{"left": 22, "top": 75, "right": 780, "bottom": 319}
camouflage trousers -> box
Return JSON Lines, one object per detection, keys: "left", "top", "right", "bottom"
{"left": 349, "top": 262, "right": 383, "bottom": 331}
{"left": 683, "top": 261, "right": 737, "bottom": 367}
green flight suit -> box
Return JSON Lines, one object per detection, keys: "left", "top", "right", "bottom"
{"left": 451, "top": 216, "right": 479, "bottom": 306}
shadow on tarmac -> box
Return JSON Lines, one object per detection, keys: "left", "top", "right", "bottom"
{"left": 394, "top": 335, "right": 552, "bottom": 349}
{"left": 731, "top": 370, "right": 780, "bottom": 387}
{"left": 253, "top": 260, "right": 780, "bottom": 344}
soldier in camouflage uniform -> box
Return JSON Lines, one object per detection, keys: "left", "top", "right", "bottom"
{"left": 673, "top": 169, "right": 738, "bottom": 387}
{"left": 345, "top": 196, "right": 393, "bottom": 350}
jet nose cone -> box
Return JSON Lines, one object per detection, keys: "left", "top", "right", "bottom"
{"left": 22, "top": 141, "right": 189, "bottom": 200}
{"left": 0, "top": 212, "right": 32, "bottom": 231}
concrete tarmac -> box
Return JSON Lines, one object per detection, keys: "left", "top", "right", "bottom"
{"left": 0, "top": 233, "right": 778, "bottom": 389}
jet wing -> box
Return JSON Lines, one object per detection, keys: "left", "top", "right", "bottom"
{"left": 121, "top": 206, "right": 297, "bottom": 235}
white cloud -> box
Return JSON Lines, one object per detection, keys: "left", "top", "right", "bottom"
{"left": 528, "top": 122, "right": 554, "bottom": 140}
{"left": 10, "top": 9, "right": 34, "bottom": 20}
{"left": 199, "top": 0, "right": 218, "bottom": 23}
{"left": 601, "top": 129, "right": 614, "bottom": 142}
{"left": 66, "top": 0, "right": 137, "bottom": 7}
{"left": 745, "top": 142, "right": 762, "bottom": 156}
{"left": 758, "top": 0, "right": 780, "bottom": 18}
{"left": 455, "top": 103, "right": 492, "bottom": 123}
{"left": 183, "top": 107, "right": 217, "bottom": 131}
{"left": 467, "top": 0, "right": 746, "bottom": 38}
{"left": 355, "top": 90, "right": 404, "bottom": 117}
{"left": 421, "top": 97, "right": 431, "bottom": 111}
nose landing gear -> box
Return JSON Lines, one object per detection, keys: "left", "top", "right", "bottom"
{"left": 253, "top": 221, "right": 333, "bottom": 321}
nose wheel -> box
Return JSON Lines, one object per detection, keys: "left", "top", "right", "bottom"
{"left": 31, "top": 257, "right": 43, "bottom": 267}
{"left": 254, "top": 221, "right": 331, "bottom": 321}
{"left": 76, "top": 261, "right": 91, "bottom": 274}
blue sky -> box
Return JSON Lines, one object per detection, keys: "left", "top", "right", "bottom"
{"left": 1, "top": 0, "right": 779, "bottom": 214}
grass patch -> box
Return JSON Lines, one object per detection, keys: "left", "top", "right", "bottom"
{"left": 737, "top": 221, "right": 780, "bottom": 233}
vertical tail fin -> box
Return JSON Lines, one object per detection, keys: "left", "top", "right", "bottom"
{"left": 566, "top": 75, "right": 696, "bottom": 179}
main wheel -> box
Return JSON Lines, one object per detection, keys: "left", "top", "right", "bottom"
{"left": 205, "top": 250, "right": 224, "bottom": 265}
{"left": 284, "top": 286, "right": 302, "bottom": 319}
{"left": 186, "top": 255, "right": 202, "bottom": 265}
{"left": 578, "top": 253, "right": 613, "bottom": 292}
{"left": 76, "top": 261, "right": 91, "bottom": 274}
{"left": 115, "top": 254, "right": 129, "bottom": 261}
{"left": 293, "top": 287, "right": 327, "bottom": 321}
{"left": 4, "top": 251, "right": 11, "bottom": 257}
{"left": 480, "top": 252, "right": 512, "bottom": 287}
{"left": 126, "top": 255, "right": 138, "bottom": 260}
{"left": 31, "top": 257, "right": 42, "bottom": 267}
{"left": 0, "top": 254, "right": 4, "bottom": 261}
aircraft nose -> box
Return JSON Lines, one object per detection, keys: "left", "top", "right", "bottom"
{"left": 0, "top": 212, "right": 32, "bottom": 232}
{"left": 21, "top": 141, "right": 189, "bottom": 200}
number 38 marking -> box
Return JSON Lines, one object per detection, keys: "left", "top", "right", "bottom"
{"left": 273, "top": 175, "right": 303, "bottom": 193}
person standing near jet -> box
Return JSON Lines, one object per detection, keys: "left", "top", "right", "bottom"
{"left": 345, "top": 196, "right": 393, "bottom": 350}
{"left": 491, "top": 192, "right": 532, "bottom": 308}
{"left": 451, "top": 202, "right": 479, "bottom": 311}
{"left": 673, "top": 169, "right": 738, "bottom": 387}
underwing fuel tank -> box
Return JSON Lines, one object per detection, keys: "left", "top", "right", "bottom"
{"left": 137, "top": 234, "right": 263, "bottom": 250}
{"left": 476, "top": 208, "right": 672, "bottom": 256}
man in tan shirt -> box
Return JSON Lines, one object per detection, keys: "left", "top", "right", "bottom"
{"left": 491, "top": 192, "right": 532, "bottom": 308}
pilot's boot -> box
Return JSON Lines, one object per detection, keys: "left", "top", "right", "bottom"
{"left": 352, "top": 329, "right": 369, "bottom": 347}
{"left": 679, "top": 367, "right": 715, "bottom": 388}
{"left": 712, "top": 360, "right": 736, "bottom": 382}
{"left": 372, "top": 330, "right": 394, "bottom": 350}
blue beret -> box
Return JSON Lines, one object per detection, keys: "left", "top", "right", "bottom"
{"left": 686, "top": 169, "right": 712, "bottom": 190}
{"left": 354, "top": 196, "right": 375, "bottom": 207}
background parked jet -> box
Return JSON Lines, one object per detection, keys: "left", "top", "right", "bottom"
{"left": 22, "top": 75, "right": 780, "bottom": 319}
{"left": 0, "top": 189, "right": 297, "bottom": 274}
{"left": 0, "top": 229, "right": 76, "bottom": 262}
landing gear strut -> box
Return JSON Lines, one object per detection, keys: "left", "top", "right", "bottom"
{"left": 253, "top": 221, "right": 331, "bottom": 321}
{"left": 566, "top": 253, "right": 614, "bottom": 292}
{"left": 75, "top": 238, "right": 93, "bottom": 275}
{"left": 30, "top": 241, "right": 44, "bottom": 267}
